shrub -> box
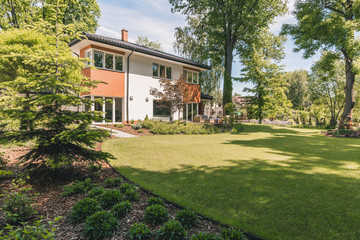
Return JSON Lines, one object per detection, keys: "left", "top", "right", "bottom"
{"left": 0, "top": 216, "right": 62, "bottom": 240}
{"left": 221, "top": 228, "right": 247, "bottom": 240}
{"left": 128, "top": 223, "right": 153, "bottom": 240}
{"left": 132, "top": 123, "right": 142, "bottom": 130}
{"left": 119, "top": 182, "right": 135, "bottom": 193}
{"left": 137, "top": 130, "right": 144, "bottom": 133}
{"left": 0, "top": 152, "right": 7, "bottom": 168}
{"left": 0, "top": 169, "right": 13, "bottom": 179}
{"left": 2, "top": 179, "right": 38, "bottom": 224}
{"left": 145, "top": 114, "right": 149, "bottom": 121}
{"left": 123, "top": 188, "right": 140, "bottom": 202}
{"left": 98, "top": 189, "right": 122, "bottom": 209}
{"left": 147, "top": 196, "right": 164, "bottom": 206}
{"left": 70, "top": 198, "right": 101, "bottom": 224}
{"left": 104, "top": 177, "right": 123, "bottom": 188}
{"left": 87, "top": 187, "right": 105, "bottom": 199}
{"left": 131, "top": 119, "right": 135, "bottom": 124}
{"left": 61, "top": 178, "right": 96, "bottom": 197}
{"left": 111, "top": 200, "right": 131, "bottom": 218}
{"left": 191, "top": 232, "right": 220, "bottom": 240}
{"left": 156, "top": 220, "right": 187, "bottom": 240}
{"left": 115, "top": 124, "right": 124, "bottom": 128}
{"left": 144, "top": 204, "right": 169, "bottom": 225}
{"left": 175, "top": 209, "right": 198, "bottom": 229}
{"left": 86, "top": 163, "right": 102, "bottom": 173}
{"left": 83, "top": 211, "right": 118, "bottom": 240}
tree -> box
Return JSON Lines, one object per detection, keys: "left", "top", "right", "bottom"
{"left": 0, "top": 1, "right": 112, "bottom": 170}
{"left": 150, "top": 75, "right": 191, "bottom": 121}
{"left": 0, "top": 0, "right": 100, "bottom": 32}
{"left": 284, "top": 70, "right": 309, "bottom": 109}
{"left": 281, "top": 0, "right": 360, "bottom": 129}
{"left": 240, "top": 32, "right": 292, "bottom": 123}
{"left": 135, "top": 35, "right": 163, "bottom": 51}
{"left": 309, "top": 51, "right": 345, "bottom": 128}
{"left": 169, "top": 0, "right": 287, "bottom": 107}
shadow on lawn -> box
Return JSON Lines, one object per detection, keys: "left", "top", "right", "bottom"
{"left": 113, "top": 125, "right": 360, "bottom": 240}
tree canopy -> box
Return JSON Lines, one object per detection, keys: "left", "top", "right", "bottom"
{"left": 135, "top": 35, "right": 163, "bottom": 51}
{"left": 284, "top": 70, "right": 309, "bottom": 110}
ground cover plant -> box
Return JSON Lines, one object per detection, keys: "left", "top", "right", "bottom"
{"left": 103, "top": 123, "right": 360, "bottom": 239}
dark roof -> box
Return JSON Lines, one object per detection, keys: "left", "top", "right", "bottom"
{"left": 201, "top": 93, "right": 214, "bottom": 100}
{"left": 69, "top": 33, "right": 211, "bottom": 70}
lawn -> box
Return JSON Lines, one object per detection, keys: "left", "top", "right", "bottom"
{"left": 102, "top": 124, "right": 360, "bottom": 240}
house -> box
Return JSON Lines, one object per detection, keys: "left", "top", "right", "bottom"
{"left": 69, "top": 30, "right": 211, "bottom": 124}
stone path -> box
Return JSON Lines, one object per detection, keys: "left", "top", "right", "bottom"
{"left": 91, "top": 125, "right": 137, "bottom": 138}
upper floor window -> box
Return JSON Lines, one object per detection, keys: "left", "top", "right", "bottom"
{"left": 153, "top": 63, "right": 172, "bottom": 79}
{"left": 87, "top": 49, "right": 123, "bottom": 72}
{"left": 183, "top": 69, "right": 199, "bottom": 84}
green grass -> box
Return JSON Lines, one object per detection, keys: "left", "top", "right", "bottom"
{"left": 102, "top": 124, "right": 360, "bottom": 240}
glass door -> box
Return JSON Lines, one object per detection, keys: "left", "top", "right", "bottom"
{"left": 115, "top": 98, "right": 122, "bottom": 122}
{"left": 105, "top": 97, "right": 113, "bottom": 122}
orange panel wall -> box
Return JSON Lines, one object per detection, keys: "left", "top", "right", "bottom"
{"left": 184, "top": 84, "right": 201, "bottom": 103}
{"left": 82, "top": 68, "right": 125, "bottom": 97}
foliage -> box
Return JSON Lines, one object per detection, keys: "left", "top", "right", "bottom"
{"left": 83, "top": 211, "right": 118, "bottom": 240}
{"left": 131, "top": 119, "right": 135, "bottom": 124}
{"left": 119, "top": 182, "right": 135, "bottom": 193}
{"left": 0, "top": 0, "right": 100, "bottom": 33}
{"left": 170, "top": 0, "right": 287, "bottom": 107}
{"left": 281, "top": 0, "right": 360, "bottom": 129}
{"left": 115, "top": 124, "right": 124, "bottom": 128}
{"left": 0, "top": 216, "right": 62, "bottom": 240}
{"left": 147, "top": 196, "right": 165, "bottom": 206}
{"left": 138, "top": 130, "right": 144, "bottom": 133}
{"left": 70, "top": 198, "right": 101, "bottom": 223}
{"left": 175, "top": 209, "right": 198, "bottom": 229}
{"left": 156, "top": 220, "right": 187, "bottom": 240}
{"left": 111, "top": 200, "right": 132, "bottom": 218}
{"left": 87, "top": 187, "right": 105, "bottom": 198}
{"left": 144, "top": 204, "right": 169, "bottom": 225}
{"left": 123, "top": 188, "right": 140, "bottom": 202}
{"left": 191, "top": 232, "right": 220, "bottom": 240}
{"left": 86, "top": 163, "right": 102, "bottom": 173}
{"left": 221, "top": 228, "right": 247, "bottom": 240}
{"left": 128, "top": 223, "right": 153, "bottom": 240}
{"left": 0, "top": 170, "right": 14, "bottom": 179}
{"left": 136, "top": 35, "right": 163, "bottom": 51}
{"left": 104, "top": 177, "right": 123, "bottom": 188}
{"left": 0, "top": 152, "right": 7, "bottom": 168}
{"left": 61, "top": 178, "right": 96, "bottom": 197}
{"left": 0, "top": 3, "right": 113, "bottom": 170}
{"left": 150, "top": 75, "right": 192, "bottom": 121}
{"left": 132, "top": 123, "right": 142, "bottom": 130}
{"left": 284, "top": 70, "right": 310, "bottom": 109}
{"left": 1, "top": 179, "right": 38, "bottom": 224}
{"left": 98, "top": 189, "right": 122, "bottom": 209}
{"left": 145, "top": 114, "right": 149, "bottom": 121}
{"left": 240, "top": 31, "right": 291, "bottom": 123}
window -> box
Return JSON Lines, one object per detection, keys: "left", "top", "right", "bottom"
{"left": 187, "top": 71, "right": 192, "bottom": 83}
{"left": 183, "top": 69, "right": 199, "bottom": 84}
{"left": 193, "top": 72, "right": 198, "bottom": 84}
{"left": 86, "top": 50, "right": 92, "bottom": 66}
{"left": 153, "top": 63, "right": 159, "bottom": 77}
{"left": 153, "top": 100, "right": 170, "bottom": 117}
{"left": 115, "top": 56, "right": 123, "bottom": 71}
{"left": 105, "top": 53, "right": 114, "bottom": 69}
{"left": 94, "top": 50, "right": 103, "bottom": 68}
{"left": 153, "top": 63, "right": 172, "bottom": 79}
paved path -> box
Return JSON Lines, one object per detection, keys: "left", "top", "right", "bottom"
{"left": 91, "top": 125, "right": 137, "bottom": 138}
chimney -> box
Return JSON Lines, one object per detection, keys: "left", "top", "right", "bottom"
{"left": 122, "top": 29, "right": 128, "bottom": 42}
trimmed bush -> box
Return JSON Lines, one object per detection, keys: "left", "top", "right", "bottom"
{"left": 127, "top": 223, "right": 153, "bottom": 240}
{"left": 221, "top": 228, "right": 247, "bottom": 240}
{"left": 119, "top": 183, "right": 135, "bottom": 193}
{"left": 144, "top": 204, "right": 169, "bottom": 225}
{"left": 98, "top": 189, "right": 122, "bottom": 209}
{"left": 83, "top": 211, "right": 118, "bottom": 240}
{"left": 70, "top": 198, "right": 101, "bottom": 224}
{"left": 147, "top": 196, "right": 164, "bottom": 206}
{"left": 156, "top": 220, "right": 187, "bottom": 240}
{"left": 137, "top": 130, "right": 144, "bottom": 133}
{"left": 61, "top": 178, "right": 96, "bottom": 197}
{"left": 132, "top": 123, "right": 142, "bottom": 130}
{"left": 191, "top": 232, "right": 220, "bottom": 240}
{"left": 87, "top": 187, "right": 105, "bottom": 199}
{"left": 123, "top": 188, "right": 140, "bottom": 202}
{"left": 175, "top": 209, "right": 198, "bottom": 229}
{"left": 104, "top": 177, "right": 123, "bottom": 188}
{"left": 111, "top": 200, "right": 131, "bottom": 218}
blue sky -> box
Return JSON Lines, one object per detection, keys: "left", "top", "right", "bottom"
{"left": 96, "top": 0, "right": 319, "bottom": 95}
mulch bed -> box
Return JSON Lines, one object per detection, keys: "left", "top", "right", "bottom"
{"left": 0, "top": 145, "right": 234, "bottom": 240}
{"left": 322, "top": 129, "right": 360, "bottom": 138}
{"left": 99, "top": 124, "right": 153, "bottom": 136}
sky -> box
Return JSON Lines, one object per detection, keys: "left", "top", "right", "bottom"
{"left": 96, "top": 0, "right": 320, "bottom": 95}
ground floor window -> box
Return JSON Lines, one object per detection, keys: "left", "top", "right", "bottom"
{"left": 183, "top": 103, "right": 198, "bottom": 122}
{"left": 153, "top": 100, "right": 170, "bottom": 117}
{"left": 84, "top": 96, "right": 123, "bottom": 123}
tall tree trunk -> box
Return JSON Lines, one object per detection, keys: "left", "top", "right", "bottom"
{"left": 339, "top": 52, "right": 355, "bottom": 129}
{"left": 223, "top": 36, "right": 234, "bottom": 110}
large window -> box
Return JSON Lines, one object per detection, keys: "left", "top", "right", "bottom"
{"left": 153, "top": 63, "right": 172, "bottom": 79}
{"left": 153, "top": 100, "right": 170, "bottom": 117}
{"left": 184, "top": 103, "right": 198, "bottom": 121}
{"left": 88, "top": 96, "right": 123, "bottom": 123}
{"left": 183, "top": 69, "right": 199, "bottom": 84}
{"left": 89, "top": 49, "right": 123, "bottom": 72}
